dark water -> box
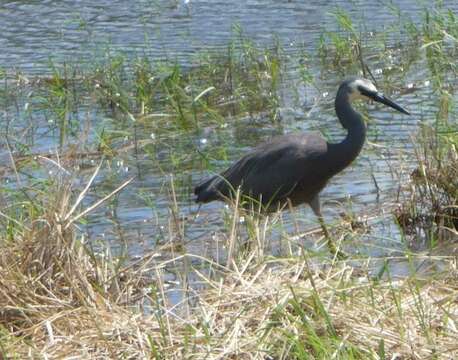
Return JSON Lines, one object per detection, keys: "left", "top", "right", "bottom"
{"left": 1, "top": 1, "right": 457, "bottom": 302}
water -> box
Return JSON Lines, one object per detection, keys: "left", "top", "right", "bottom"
{"left": 1, "top": 0, "right": 457, "bottom": 303}
{"left": 1, "top": 0, "right": 457, "bottom": 73}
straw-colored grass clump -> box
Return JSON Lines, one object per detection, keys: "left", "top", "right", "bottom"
{"left": 0, "top": 173, "right": 152, "bottom": 358}
{"left": 0, "top": 168, "right": 457, "bottom": 359}
{"left": 191, "top": 257, "right": 458, "bottom": 358}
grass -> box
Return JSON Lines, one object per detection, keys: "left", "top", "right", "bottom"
{"left": 0, "top": 130, "right": 457, "bottom": 359}
{"left": 393, "top": 3, "right": 458, "bottom": 243}
{"left": 0, "top": 170, "right": 456, "bottom": 358}
{"left": 395, "top": 124, "right": 457, "bottom": 243}
{"left": 1, "top": 2, "right": 458, "bottom": 358}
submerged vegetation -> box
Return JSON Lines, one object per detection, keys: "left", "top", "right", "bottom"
{"left": 0, "top": 2, "right": 457, "bottom": 358}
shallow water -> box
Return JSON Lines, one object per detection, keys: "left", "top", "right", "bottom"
{"left": 1, "top": 1, "right": 457, "bottom": 303}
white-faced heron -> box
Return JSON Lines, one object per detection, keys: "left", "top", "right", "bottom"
{"left": 194, "top": 78, "right": 410, "bottom": 256}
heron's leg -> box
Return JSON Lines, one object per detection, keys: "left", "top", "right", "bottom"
{"left": 310, "top": 195, "right": 346, "bottom": 259}
{"left": 192, "top": 204, "right": 203, "bottom": 221}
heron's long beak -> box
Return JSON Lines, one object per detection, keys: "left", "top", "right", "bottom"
{"left": 370, "top": 92, "right": 410, "bottom": 115}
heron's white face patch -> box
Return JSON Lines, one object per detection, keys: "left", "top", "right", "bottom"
{"left": 348, "top": 78, "right": 378, "bottom": 101}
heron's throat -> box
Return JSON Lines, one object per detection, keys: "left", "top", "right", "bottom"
{"left": 328, "top": 93, "right": 367, "bottom": 174}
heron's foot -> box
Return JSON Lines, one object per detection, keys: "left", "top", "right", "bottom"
{"left": 326, "top": 239, "right": 348, "bottom": 260}
{"left": 318, "top": 220, "right": 348, "bottom": 259}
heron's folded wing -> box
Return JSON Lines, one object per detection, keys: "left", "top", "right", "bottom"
{"left": 195, "top": 134, "right": 326, "bottom": 204}
{"left": 239, "top": 146, "right": 315, "bottom": 204}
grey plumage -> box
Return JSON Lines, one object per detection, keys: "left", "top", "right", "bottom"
{"left": 194, "top": 78, "right": 409, "bottom": 220}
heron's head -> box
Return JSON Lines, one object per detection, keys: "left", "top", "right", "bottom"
{"left": 344, "top": 78, "right": 410, "bottom": 115}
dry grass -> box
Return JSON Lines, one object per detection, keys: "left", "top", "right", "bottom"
{"left": 0, "top": 161, "right": 457, "bottom": 359}
{"left": 183, "top": 255, "right": 458, "bottom": 359}
{"left": 0, "top": 163, "right": 156, "bottom": 358}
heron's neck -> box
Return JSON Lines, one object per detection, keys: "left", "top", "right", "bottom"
{"left": 327, "top": 94, "right": 366, "bottom": 175}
